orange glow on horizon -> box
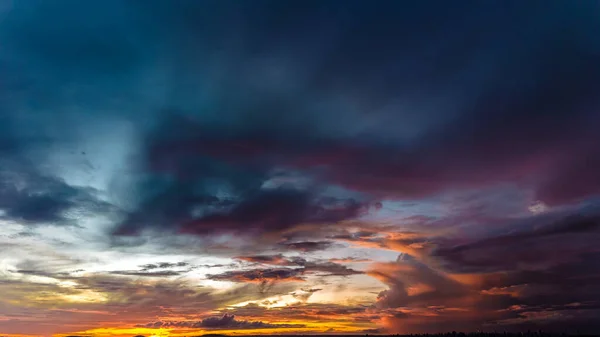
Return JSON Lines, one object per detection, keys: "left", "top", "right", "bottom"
{"left": 53, "top": 320, "right": 375, "bottom": 337}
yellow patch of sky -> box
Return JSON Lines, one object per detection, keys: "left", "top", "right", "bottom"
{"left": 229, "top": 285, "right": 377, "bottom": 309}
{"left": 58, "top": 320, "right": 373, "bottom": 337}
{"left": 3, "top": 273, "right": 109, "bottom": 305}
{"left": 231, "top": 294, "right": 301, "bottom": 308}
{"left": 25, "top": 288, "right": 108, "bottom": 305}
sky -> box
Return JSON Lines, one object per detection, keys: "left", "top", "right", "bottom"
{"left": 1, "top": 0, "right": 600, "bottom": 336}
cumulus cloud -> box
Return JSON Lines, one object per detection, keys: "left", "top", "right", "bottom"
{"left": 369, "top": 210, "right": 600, "bottom": 333}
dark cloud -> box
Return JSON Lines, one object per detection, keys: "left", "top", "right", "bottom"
{"left": 369, "top": 255, "right": 470, "bottom": 310}
{"left": 14, "top": 269, "right": 73, "bottom": 279}
{"left": 0, "top": 160, "right": 113, "bottom": 226}
{"left": 236, "top": 254, "right": 297, "bottom": 266}
{"left": 109, "top": 270, "right": 183, "bottom": 277}
{"left": 207, "top": 268, "right": 305, "bottom": 284}
{"left": 370, "top": 210, "right": 600, "bottom": 333}
{"left": 136, "top": 43, "right": 600, "bottom": 201}
{"left": 301, "top": 261, "right": 364, "bottom": 277}
{"left": 208, "top": 259, "right": 362, "bottom": 284}
{"left": 115, "top": 183, "right": 369, "bottom": 237}
{"left": 329, "top": 257, "right": 372, "bottom": 263}
{"left": 139, "top": 313, "right": 305, "bottom": 329}
{"left": 360, "top": 328, "right": 383, "bottom": 334}
{"left": 94, "top": 1, "right": 600, "bottom": 243}
{"left": 434, "top": 212, "right": 600, "bottom": 274}
{"left": 10, "top": 260, "right": 84, "bottom": 280}
{"left": 181, "top": 188, "right": 367, "bottom": 235}
{"left": 1, "top": 1, "right": 599, "bottom": 226}
{"left": 3, "top": 0, "right": 596, "bottom": 242}
{"left": 236, "top": 254, "right": 370, "bottom": 272}
{"left": 291, "top": 288, "right": 322, "bottom": 302}
{"left": 279, "top": 241, "right": 336, "bottom": 252}
{"left": 109, "top": 261, "right": 191, "bottom": 277}
{"left": 139, "top": 262, "right": 189, "bottom": 270}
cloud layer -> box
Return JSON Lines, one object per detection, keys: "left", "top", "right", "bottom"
{"left": 1, "top": 0, "right": 600, "bottom": 336}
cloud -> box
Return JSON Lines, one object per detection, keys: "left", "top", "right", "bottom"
{"left": 181, "top": 188, "right": 366, "bottom": 235}
{"left": 291, "top": 288, "right": 322, "bottom": 302}
{"left": 115, "top": 181, "right": 370, "bottom": 237}
{"left": 139, "top": 262, "right": 189, "bottom": 270}
{"left": 208, "top": 259, "right": 363, "bottom": 284}
{"left": 140, "top": 314, "right": 305, "bottom": 329}
{"left": 278, "top": 241, "right": 336, "bottom": 252}
{"left": 301, "top": 261, "right": 364, "bottom": 277}
{"left": 329, "top": 257, "right": 372, "bottom": 263}
{"left": 368, "top": 209, "right": 600, "bottom": 333}
{"left": 368, "top": 255, "right": 470, "bottom": 310}
{"left": 107, "top": 261, "right": 192, "bottom": 277}
{"left": 108, "top": 270, "right": 183, "bottom": 277}
{"left": 0, "top": 159, "right": 113, "bottom": 226}
{"left": 135, "top": 56, "right": 600, "bottom": 203}
{"left": 433, "top": 212, "right": 600, "bottom": 273}
{"left": 1, "top": 270, "right": 294, "bottom": 327}
{"left": 207, "top": 268, "right": 306, "bottom": 284}
{"left": 14, "top": 269, "right": 74, "bottom": 279}
{"left": 236, "top": 254, "right": 297, "bottom": 266}
{"left": 2, "top": 0, "right": 600, "bottom": 222}
{"left": 112, "top": 1, "right": 600, "bottom": 220}
{"left": 219, "top": 302, "right": 371, "bottom": 323}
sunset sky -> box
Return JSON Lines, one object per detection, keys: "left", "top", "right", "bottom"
{"left": 1, "top": 1, "right": 600, "bottom": 336}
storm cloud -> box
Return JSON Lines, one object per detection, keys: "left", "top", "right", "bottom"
{"left": 1, "top": 0, "right": 600, "bottom": 335}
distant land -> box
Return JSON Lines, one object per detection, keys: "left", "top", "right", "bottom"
{"left": 89, "top": 333, "right": 600, "bottom": 337}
